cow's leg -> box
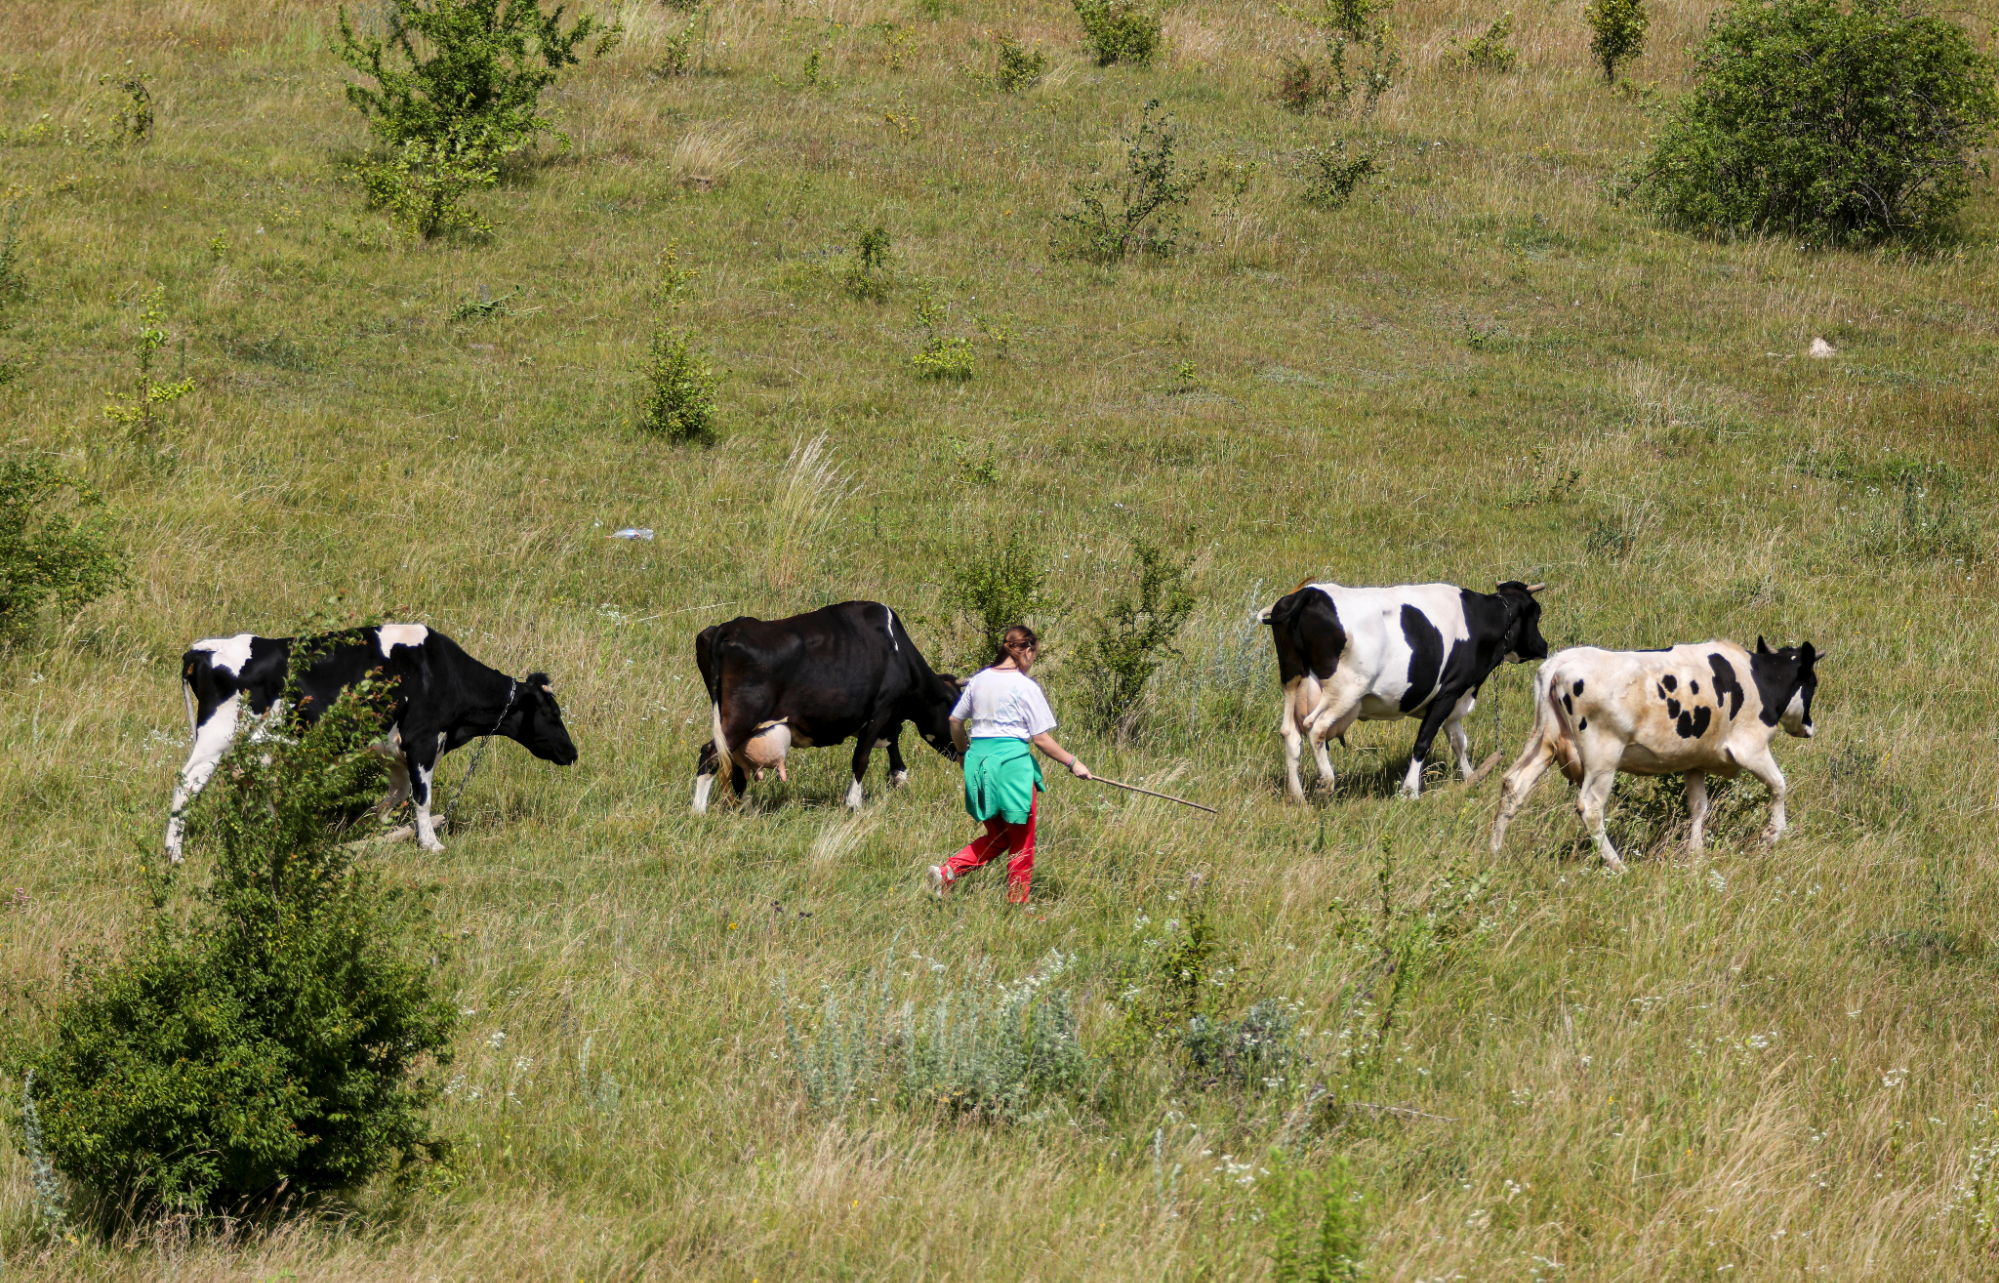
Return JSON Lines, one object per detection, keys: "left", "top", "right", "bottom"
{"left": 368, "top": 727, "right": 412, "bottom": 817}
{"left": 847, "top": 737, "right": 873, "bottom": 810}
{"left": 1445, "top": 691, "right": 1478, "bottom": 780}
{"left": 1303, "top": 679, "right": 1366, "bottom": 796}
{"left": 1576, "top": 767, "right": 1626, "bottom": 873}
{"left": 1279, "top": 679, "right": 1310, "bottom": 803}
{"left": 693, "top": 739, "right": 720, "bottom": 814}
{"left": 166, "top": 694, "right": 241, "bottom": 860}
{"left": 1737, "top": 746, "right": 1790, "bottom": 844}
{"left": 406, "top": 730, "right": 446, "bottom": 852}
{"left": 884, "top": 722, "right": 910, "bottom": 787}
{"left": 1400, "top": 692, "right": 1467, "bottom": 799}
{"left": 1490, "top": 730, "right": 1555, "bottom": 854}
{"left": 1685, "top": 770, "right": 1710, "bottom": 855}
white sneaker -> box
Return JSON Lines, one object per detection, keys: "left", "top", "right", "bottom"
{"left": 927, "top": 866, "right": 951, "bottom": 899}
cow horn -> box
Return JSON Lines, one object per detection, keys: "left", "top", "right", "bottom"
{"left": 1525, "top": 582, "right": 1547, "bottom": 594}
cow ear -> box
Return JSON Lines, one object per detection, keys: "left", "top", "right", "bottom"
{"left": 525, "top": 669, "right": 553, "bottom": 690}
{"left": 1803, "top": 643, "right": 1822, "bottom": 665}
{"left": 1756, "top": 636, "right": 1770, "bottom": 654}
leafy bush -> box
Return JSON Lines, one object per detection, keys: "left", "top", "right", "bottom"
{"left": 1073, "top": 540, "right": 1194, "bottom": 739}
{"left": 1265, "top": 1155, "right": 1367, "bottom": 1282}
{"left": 995, "top": 34, "right": 1049, "bottom": 90}
{"left": 1073, "top": 0, "right": 1161, "bottom": 66}
{"left": 1276, "top": 54, "right": 1333, "bottom": 112}
{"left": 334, "top": 0, "right": 615, "bottom": 158}
{"left": 783, "top": 949, "right": 1086, "bottom": 1121}
{"left": 1630, "top": 0, "right": 1999, "bottom": 246}
{"left": 637, "top": 329, "right": 719, "bottom": 443}
{"left": 1584, "top": 0, "right": 1646, "bottom": 83}
{"left": 102, "top": 287, "right": 195, "bottom": 444}
{"left": 15, "top": 674, "right": 457, "bottom": 1213}
{"left": 1281, "top": 0, "right": 1399, "bottom": 113}
{"left": 350, "top": 136, "right": 497, "bottom": 240}
{"left": 945, "top": 532, "right": 1057, "bottom": 670}
{"left": 910, "top": 289, "right": 974, "bottom": 380}
{"left": 1298, "top": 142, "right": 1379, "bottom": 209}
{"left": 844, "top": 225, "right": 893, "bottom": 302}
{"left": 1058, "top": 100, "right": 1196, "bottom": 261}
{"left": 652, "top": 13, "right": 702, "bottom": 77}
{"left": 1457, "top": 11, "right": 1516, "bottom": 71}
{"left": 1184, "top": 999, "right": 1300, "bottom": 1091}
{"left": 0, "top": 457, "right": 124, "bottom": 643}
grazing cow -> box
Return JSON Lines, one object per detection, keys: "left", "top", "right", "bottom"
{"left": 1489, "top": 637, "right": 1821, "bottom": 871}
{"left": 167, "top": 624, "right": 577, "bottom": 858}
{"left": 1260, "top": 580, "right": 1549, "bottom": 801}
{"left": 693, "top": 600, "right": 961, "bottom": 813}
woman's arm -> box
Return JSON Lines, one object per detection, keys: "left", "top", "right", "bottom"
{"left": 950, "top": 716, "right": 970, "bottom": 753}
{"left": 1029, "top": 732, "right": 1091, "bottom": 779}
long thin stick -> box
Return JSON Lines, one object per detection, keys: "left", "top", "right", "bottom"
{"left": 1087, "top": 775, "right": 1218, "bottom": 814}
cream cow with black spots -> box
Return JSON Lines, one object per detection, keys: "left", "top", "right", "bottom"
{"left": 1489, "top": 637, "right": 1822, "bottom": 871}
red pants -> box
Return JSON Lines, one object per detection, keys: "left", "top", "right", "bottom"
{"left": 941, "top": 793, "right": 1037, "bottom": 903}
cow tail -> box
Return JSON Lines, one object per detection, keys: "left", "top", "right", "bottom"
{"left": 1541, "top": 664, "right": 1584, "bottom": 783}
{"left": 709, "top": 699, "right": 734, "bottom": 784}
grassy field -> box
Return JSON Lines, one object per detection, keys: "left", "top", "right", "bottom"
{"left": 2, "top": 0, "right": 1998, "bottom": 1275}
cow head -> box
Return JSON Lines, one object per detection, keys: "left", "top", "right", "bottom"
{"left": 1495, "top": 582, "right": 1549, "bottom": 664}
{"left": 912, "top": 670, "right": 966, "bottom": 762}
{"left": 1754, "top": 638, "right": 1821, "bottom": 738}
{"left": 506, "top": 671, "right": 580, "bottom": 764}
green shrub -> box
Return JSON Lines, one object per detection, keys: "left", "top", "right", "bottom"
{"left": 1584, "top": 0, "right": 1646, "bottom": 83}
{"left": 333, "top": 0, "right": 616, "bottom": 158}
{"left": 1073, "top": 540, "right": 1194, "bottom": 739}
{"left": 652, "top": 13, "right": 702, "bottom": 77}
{"left": 843, "top": 225, "right": 893, "bottom": 302}
{"left": 15, "top": 674, "right": 457, "bottom": 1213}
{"left": 1058, "top": 100, "right": 1196, "bottom": 261}
{"left": 1281, "top": 0, "right": 1399, "bottom": 112}
{"left": 995, "top": 34, "right": 1049, "bottom": 90}
{"left": 1265, "top": 1155, "right": 1367, "bottom": 1283}
{"left": 1457, "top": 11, "right": 1516, "bottom": 71}
{"left": 782, "top": 948, "right": 1087, "bottom": 1121}
{"left": 1298, "top": 141, "right": 1379, "bottom": 209}
{"left": 944, "top": 532, "right": 1057, "bottom": 670}
{"left": 1073, "top": 0, "right": 1161, "bottom": 67}
{"left": 0, "top": 458, "right": 124, "bottom": 643}
{"left": 102, "top": 287, "right": 195, "bottom": 444}
{"left": 637, "top": 329, "right": 719, "bottom": 444}
{"left": 910, "top": 288, "right": 974, "bottom": 380}
{"left": 351, "top": 137, "right": 498, "bottom": 240}
{"left": 103, "top": 72, "right": 154, "bottom": 143}
{"left": 1630, "top": 0, "right": 1999, "bottom": 246}
{"left": 1184, "top": 998, "right": 1300, "bottom": 1091}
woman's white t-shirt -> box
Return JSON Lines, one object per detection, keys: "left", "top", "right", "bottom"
{"left": 951, "top": 667, "right": 1057, "bottom": 740}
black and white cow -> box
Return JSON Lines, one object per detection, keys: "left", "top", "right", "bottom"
{"left": 1260, "top": 580, "right": 1549, "bottom": 801}
{"left": 1489, "top": 638, "right": 1821, "bottom": 871}
{"left": 693, "top": 600, "right": 961, "bottom": 813}
{"left": 167, "top": 624, "right": 577, "bottom": 858}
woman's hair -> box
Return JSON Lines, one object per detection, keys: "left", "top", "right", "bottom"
{"left": 992, "top": 624, "right": 1038, "bottom": 667}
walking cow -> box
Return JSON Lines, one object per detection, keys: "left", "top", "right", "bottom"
{"left": 167, "top": 624, "right": 578, "bottom": 858}
{"left": 1488, "top": 637, "right": 1822, "bottom": 871}
{"left": 1261, "top": 580, "right": 1549, "bottom": 801}
{"left": 693, "top": 600, "right": 962, "bottom": 813}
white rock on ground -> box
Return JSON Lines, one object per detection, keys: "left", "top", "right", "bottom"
{"left": 1807, "top": 337, "right": 1835, "bottom": 359}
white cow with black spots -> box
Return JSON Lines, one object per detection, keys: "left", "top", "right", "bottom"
{"left": 1489, "top": 637, "right": 1822, "bottom": 871}
{"left": 168, "top": 624, "right": 577, "bottom": 858}
{"left": 1260, "top": 580, "right": 1550, "bottom": 801}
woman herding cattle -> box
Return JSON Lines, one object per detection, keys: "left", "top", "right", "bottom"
{"left": 927, "top": 625, "right": 1090, "bottom": 905}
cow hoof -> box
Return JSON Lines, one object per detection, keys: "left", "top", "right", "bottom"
{"left": 890, "top": 770, "right": 910, "bottom": 788}
{"left": 1602, "top": 859, "right": 1628, "bottom": 875}
{"left": 420, "top": 839, "right": 446, "bottom": 854}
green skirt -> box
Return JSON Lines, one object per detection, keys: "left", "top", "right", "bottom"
{"left": 962, "top": 737, "right": 1044, "bottom": 826}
